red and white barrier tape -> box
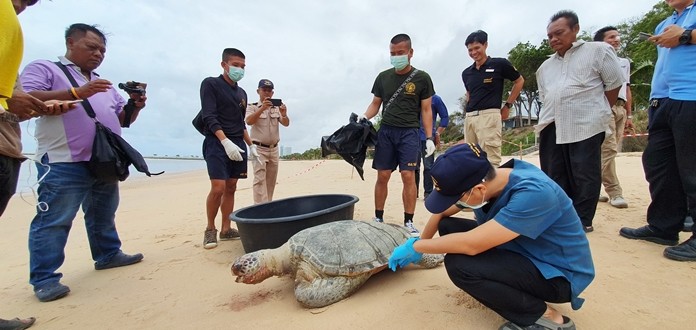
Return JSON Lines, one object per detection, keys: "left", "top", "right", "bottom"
{"left": 276, "top": 159, "right": 328, "bottom": 184}
{"left": 623, "top": 133, "right": 649, "bottom": 138}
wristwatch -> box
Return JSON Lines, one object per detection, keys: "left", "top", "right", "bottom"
{"left": 627, "top": 115, "right": 633, "bottom": 119}
{"left": 504, "top": 102, "right": 513, "bottom": 109}
{"left": 679, "top": 29, "right": 693, "bottom": 45}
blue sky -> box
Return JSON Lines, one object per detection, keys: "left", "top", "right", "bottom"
{"left": 16, "top": 0, "right": 660, "bottom": 157}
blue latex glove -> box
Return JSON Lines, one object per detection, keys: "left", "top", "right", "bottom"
{"left": 388, "top": 237, "right": 423, "bottom": 271}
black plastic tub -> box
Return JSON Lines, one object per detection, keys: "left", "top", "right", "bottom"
{"left": 231, "top": 194, "right": 359, "bottom": 253}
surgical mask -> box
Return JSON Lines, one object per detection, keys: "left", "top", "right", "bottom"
{"left": 390, "top": 55, "right": 409, "bottom": 71}
{"left": 456, "top": 189, "right": 488, "bottom": 210}
{"left": 227, "top": 66, "right": 245, "bottom": 82}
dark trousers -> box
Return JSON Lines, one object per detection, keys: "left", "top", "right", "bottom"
{"left": 643, "top": 99, "right": 696, "bottom": 235}
{"left": 438, "top": 217, "right": 571, "bottom": 326}
{"left": 414, "top": 139, "right": 435, "bottom": 195}
{"left": 539, "top": 123, "right": 604, "bottom": 226}
{"left": 0, "top": 155, "right": 22, "bottom": 216}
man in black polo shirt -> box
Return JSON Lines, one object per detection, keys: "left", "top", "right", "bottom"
{"left": 199, "top": 48, "right": 255, "bottom": 249}
{"left": 461, "top": 30, "right": 524, "bottom": 166}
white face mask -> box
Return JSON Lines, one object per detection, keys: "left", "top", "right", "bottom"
{"left": 456, "top": 188, "right": 488, "bottom": 209}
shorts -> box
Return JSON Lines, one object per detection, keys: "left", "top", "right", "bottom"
{"left": 372, "top": 125, "right": 420, "bottom": 171}
{"left": 203, "top": 136, "right": 248, "bottom": 180}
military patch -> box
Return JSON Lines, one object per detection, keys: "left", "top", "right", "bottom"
{"left": 405, "top": 82, "right": 416, "bottom": 94}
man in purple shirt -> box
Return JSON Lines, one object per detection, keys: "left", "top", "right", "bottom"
{"left": 20, "top": 23, "right": 146, "bottom": 302}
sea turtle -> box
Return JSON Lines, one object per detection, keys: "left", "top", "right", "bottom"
{"left": 231, "top": 220, "right": 444, "bottom": 308}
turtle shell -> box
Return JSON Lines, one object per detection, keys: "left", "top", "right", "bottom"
{"left": 288, "top": 220, "right": 410, "bottom": 276}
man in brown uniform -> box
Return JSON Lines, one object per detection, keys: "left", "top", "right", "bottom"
{"left": 245, "top": 79, "right": 289, "bottom": 204}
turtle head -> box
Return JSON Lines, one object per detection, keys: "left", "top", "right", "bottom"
{"left": 232, "top": 251, "right": 273, "bottom": 284}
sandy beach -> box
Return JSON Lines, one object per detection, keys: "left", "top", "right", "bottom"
{"left": 1, "top": 153, "right": 694, "bottom": 329}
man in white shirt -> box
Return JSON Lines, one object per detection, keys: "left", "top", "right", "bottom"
{"left": 593, "top": 26, "right": 633, "bottom": 209}
{"left": 536, "top": 10, "right": 624, "bottom": 233}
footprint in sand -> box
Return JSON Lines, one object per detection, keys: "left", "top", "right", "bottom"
{"left": 226, "top": 289, "right": 283, "bottom": 311}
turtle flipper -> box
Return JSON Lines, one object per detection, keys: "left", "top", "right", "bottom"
{"left": 416, "top": 253, "right": 444, "bottom": 268}
{"left": 294, "top": 274, "right": 371, "bottom": 308}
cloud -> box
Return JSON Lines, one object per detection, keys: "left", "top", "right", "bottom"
{"left": 17, "top": 0, "right": 659, "bottom": 156}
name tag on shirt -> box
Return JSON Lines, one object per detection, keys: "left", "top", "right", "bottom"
{"left": 485, "top": 69, "right": 494, "bottom": 72}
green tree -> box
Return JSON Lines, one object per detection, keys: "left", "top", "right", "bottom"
{"left": 621, "top": 1, "right": 671, "bottom": 109}
{"left": 441, "top": 108, "right": 465, "bottom": 144}
{"left": 507, "top": 40, "right": 553, "bottom": 126}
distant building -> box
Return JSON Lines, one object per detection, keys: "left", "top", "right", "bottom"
{"left": 280, "top": 145, "right": 292, "bottom": 157}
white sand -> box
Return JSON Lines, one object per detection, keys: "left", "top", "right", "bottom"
{"left": 1, "top": 154, "right": 694, "bottom": 329}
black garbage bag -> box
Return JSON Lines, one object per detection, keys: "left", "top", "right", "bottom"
{"left": 321, "top": 113, "right": 377, "bottom": 180}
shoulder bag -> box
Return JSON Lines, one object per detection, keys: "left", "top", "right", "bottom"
{"left": 54, "top": 62, "right": 163, "bottom": 181}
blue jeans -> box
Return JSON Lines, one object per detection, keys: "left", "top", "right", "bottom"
{"left": 29, "top": 158, "right": 122, "bottom": 288}
{"left": 414, "top": 139, "right": 434, "bottom": 195}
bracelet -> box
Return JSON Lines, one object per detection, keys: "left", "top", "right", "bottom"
{"left": 69, "top": 87, "right": 80, "bottom": 100}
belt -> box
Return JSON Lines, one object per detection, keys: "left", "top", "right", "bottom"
{"left": 252, "top": 141, "right": 278, "bottom": 148}
{"left": 615, "top": 99, "right": 626, "bottom": 107}
{"left": 466, "top": 108, "right": 500, "bottom": 117}
{"left": 649, "top": 98, "right": 665, "bottom": 108}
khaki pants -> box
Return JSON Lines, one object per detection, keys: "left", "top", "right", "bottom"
{"left": 600, "top": 103, "right": 627, "bottom": 198}
{"left": 252, "top": 146, "right": 280, "bottom": 204}
{"left": 464, "top": 109, "right": 502, "bottom": 166}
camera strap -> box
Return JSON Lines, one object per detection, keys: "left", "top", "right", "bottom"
{"left": 382, "top": 68, "right": 418, "bottom": 115}
{"left": 54, "top": 62, "right": 98, "bottom": 120}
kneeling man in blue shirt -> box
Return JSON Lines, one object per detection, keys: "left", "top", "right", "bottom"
{"left": 389, "top": 143, "right": 594, "bottom": 330}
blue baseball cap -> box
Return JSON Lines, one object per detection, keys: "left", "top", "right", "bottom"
{"left": 425, "top": 143, "right": 491, "bottom": 214}
{"left": 258, "top": 79, "right": 274, "bottom": 89}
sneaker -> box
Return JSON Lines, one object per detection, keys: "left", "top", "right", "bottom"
{"left": 204, "top": 229, "right": 218, "bottom": 249}
{"left": 684, "top": 216, "right": 694, "bottom": 232}
{"left": 94, "top": 252, "right": 144, "bottom": 270}
{"left": 220, "top": 228, "right": 241, "bottom": 240}
{"left": 663, "top": 236, "right": 696, "bottom": 261}
{"left": 609, "top": 196, "right": 628, "bottom": 208}
{"left": 583, "top": 225, "right": 594, "bottom": 233}
{"left": 34, "top": 282, "right": 70, "bottom": 302}
{"left": 598, "top": 195, "right": 609, "bottom": 203}
{"left": 372, "top": 217, "right": 384, "bottom": 223}
{"left": 404, "top": 221, "right": 420, "bottom": 237}
{"left": 619, "top": 225, "right": 679, "bottom": 246}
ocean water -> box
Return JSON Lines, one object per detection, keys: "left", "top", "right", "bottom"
{"left": 17, "top": 158, "right": 206, "bottom": 186}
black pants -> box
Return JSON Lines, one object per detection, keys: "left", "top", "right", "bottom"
{"left": 539, "top": 123, "right": 604, "bottom": 226}
{"left": 0, "top": 155, "right": 22, "bottom": 216}
{"left": 643, "top": 99, "right": 696, "bottom": 235}
{"left": 438, "top": 217, "right": 571, "bottom": 326}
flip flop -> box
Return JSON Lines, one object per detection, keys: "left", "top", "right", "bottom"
{"left": 0, "top": 317, "right": 36, "bottom": 330}
{"left": 498, "top": 316, "right": 575, "bottom": 330}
